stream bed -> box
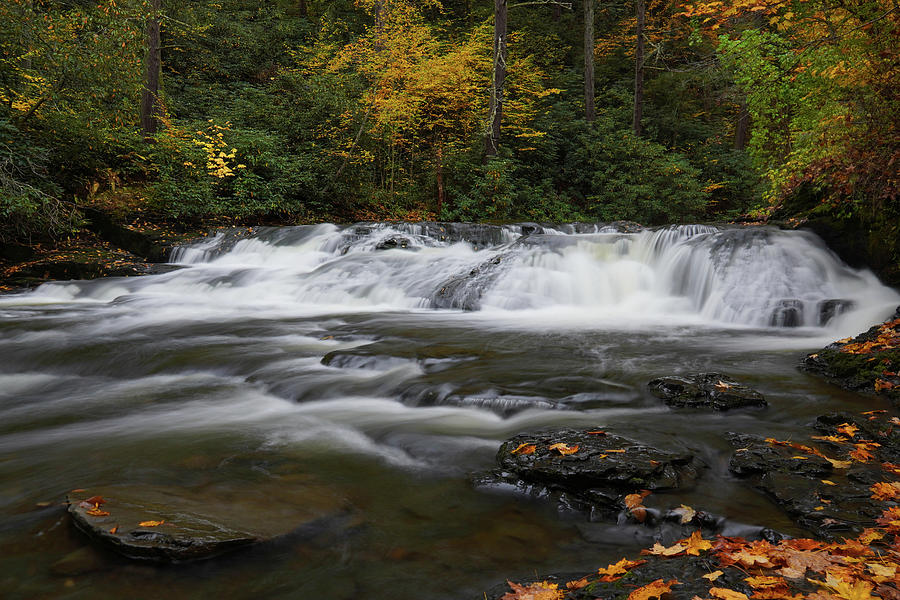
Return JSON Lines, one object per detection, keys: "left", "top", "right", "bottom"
{"left": 1, "top": 223, "right": 898, "bottom": 599}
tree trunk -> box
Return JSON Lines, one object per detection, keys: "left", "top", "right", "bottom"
{"left": 298, "top": 0, "right": 307, "bottom": 18}
{"left": 734, "top": 102, "right": 750, "bottom": 150}
{"left": 375, "top": 0, "right": 384, "bottom": 50}
{"left": 632, "top": 0, "right": 644, "bottom": 136}
{"left": 485, "top": 0, "right": 507, "bottom": 159}
{"left": 584, "top": 0, "right": 595, "bottom": 122}
{"left": 140, "top": 0, "right": 162, "bottom": 140}
{"left": 436, "top": 143, "right": 445, "bottom": 216}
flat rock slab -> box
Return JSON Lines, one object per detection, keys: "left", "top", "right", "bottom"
{"left": 67, "top": 482, "right": 349, "bottom": 562}
{"left": 648, "top": 373, "right": 766, "bottom": 411}
{"left": 727, "top": 411, "right": 900, "bottom": 539}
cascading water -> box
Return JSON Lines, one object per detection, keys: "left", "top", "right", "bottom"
{"left": 25, "top": 222, "right": 894, "bottom": 333}
{"left": 0, "top": 222, "right": 897, "bottom": 600}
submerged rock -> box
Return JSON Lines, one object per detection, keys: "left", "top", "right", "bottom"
{"left": 726, "top": 412, "right": 900, "bottom": 539}
{"left": 770, "top": 299, "right": 803, "bottom": 327}
{"left": 477, "top": 428, "right": 699, "bottom": 519}
{"left": 67, "top": 482, "right": 351, "bottom": 563}
{"left": 647, "top": 373, "right": 766, "bottom": 411}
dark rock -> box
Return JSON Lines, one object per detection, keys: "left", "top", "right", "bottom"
{"left": 477, "top": 428, "right": 699, "bottom": 521}
{"left": 726, "top": 428, "right": 894, "bottom": 539}
{"left": 817, "top": 299, "right": 854, "bottom": 326}
{"left": 770, "top": 299, "right": 803, "bottom": 327}
{"left": 648, "top": 373, "right": 767, "bottom": 411}
{"left": 374, "top": 236, "right": 412, "bottom": 250}
{"left": 481, "top": 555, "right": 755, "bottom": 600}
{"left": 67, "top": 482, "right": 351, "bottom": 563}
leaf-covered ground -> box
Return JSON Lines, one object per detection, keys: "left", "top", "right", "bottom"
{"left": 493, "top": 408, "right": 900, "bottom": 600}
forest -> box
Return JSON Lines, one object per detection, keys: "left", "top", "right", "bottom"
{"left": 1, "top": 0, "right": 897, "bottom": 261}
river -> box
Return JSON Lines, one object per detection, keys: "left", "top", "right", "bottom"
{"left": 1, "top": 223, "right": 897, "bottom": 599}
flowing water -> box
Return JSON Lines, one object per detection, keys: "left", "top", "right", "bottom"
{"left": 1, "top": 223, "right": 897, "bottom": 599}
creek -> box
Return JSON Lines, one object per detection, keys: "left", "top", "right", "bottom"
{"left": 1, "top": 223, "right": 897, "bottom": 599}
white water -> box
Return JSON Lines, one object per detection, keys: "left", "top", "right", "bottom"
{"left": 8, "top": 222, "right": 895, "bottom": 336}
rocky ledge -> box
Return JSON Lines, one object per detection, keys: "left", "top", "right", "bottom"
{"left": 67, "top": 482, "right": 353, "bottom": 562}
{"left": 802, "top": 307, "right": 900, "bottom": 406}
{"left": 648, "top": 373, "right": 767, "bottom": 411}
{"left": 475, "top": 428, "right": 700, "bottom": 519}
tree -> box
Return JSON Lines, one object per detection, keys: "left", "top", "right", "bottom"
{"left": 140, "top": 0, "right": 162, "bottom": 139}
{"left": 584, "top": 0, "right": 595, "bottom": 122}
{"left": 485, "top": 0, "right": 507, "bottom": 158}
{"left": 632, "top": 0, "right": 644, "bottom": 136}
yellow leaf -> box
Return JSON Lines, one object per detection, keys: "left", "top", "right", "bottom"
{"left": 821, "top": 480, "right": 837, "bottom": 486}
{"left": 702, "top": 570, "right": 723, "bottom": 582}
{"left": 709, "top": 588, "right": 748, "bottom": 600}
{"left": 548, "top": 443, "right": 579, "bottom": 455}
{"left": 627, "top": 578, "right": 679, "bottom": 600}
{"left": 814, "top": 572, "right": 876, "bottom": 600}
{"left": 500, "top": 580, "right": 562, "bottom": 600}
{"left": 682, "top": 530, "right": 712, "bottom": 555}
{"left": 672, "top": 504, "right": 696, "bottom": 524}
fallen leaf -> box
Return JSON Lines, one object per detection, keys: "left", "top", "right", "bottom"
{"left": 870, "top": 481, "right": 900, "bottom": 501}
{"left": 597, "top": 558, "right": 646, "bottom": 579}
{"left": 625, "top": 490, "right": 652, "bottom": 509}
{"left": 627, "top": 578, "right": 679, "bottom": 600}
{"left": 709, "top": 588, "right": 749, "bottom": 600}
{"left": 548, "top": 443, "right": 579, "bottom": 455}
{"left": 672, "top": 504, "right": 696, "bottom": 524}
{"left": 642, "top": 542, "right": 684, "bottom": 557}
{"left": 683, "top": 530, "right": 713, "bottom": 555}
{"left": 825, "top": 457, "right": 853, "bottom": 469}
{"left": 566, "top": 577, "right": 589, "bottom": 590}
{"left": 821, "top": 480, "right": 837, "bottom": 486}
{"left": 138, "top": 520, "right": 164, "bottom": 527}
{"left": 814, "top": 572, "right": 876, "bottom": 600}
{"left": 857, "top": 528, "right": 884, "bottom": 545}
{"left": 604, "top": 449, "right": 627, "bottom": 453}
{"left": 702, "top": 570, "right": 724, "bottom": 582}
{"left": 714, "top": 380, "right": 733, "bottom": 391}
{"left": 836, "top": 423, "right": 859, "bottom": 438}
{"left": 86, "top": 507, "right": 110, "bottom": 517}
{"left": 500, "top": 580, "right": 563, "bottom": 600}
{"left": 587, "top": 430, "right": 606, "bottom": 435}
{"left": 109, "top": 526, "right": 118, "bottom": 534}
{"left": 84, "top": 496, "right": 106, "bottom": 505}
{"left": 511, "top": 443, "right": 537, "bottom": 455}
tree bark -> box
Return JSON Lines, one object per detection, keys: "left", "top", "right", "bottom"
{"left": 297, "top": 0, "right": 307, "bottom": 18}
{"left": 584, "top": 0, "right": 595, "bottom": 122}
{"left": 485, "top": 0, "right": 507, "bottom": 159}
{"left": 140, "top": 0, "right": 162, "bottom": 140}
{"left": 734, "top": 102, "right": 750, "bottom": 150}
{"left": 632, "top": 0, "right": 644, "bottom": 136}
{"left": 436, "top": 143, "right": 445, "bottom": 216}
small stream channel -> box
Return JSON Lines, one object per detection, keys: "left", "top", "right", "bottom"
{"left": 1, "top": 223, "right": 897, "bottom": 599}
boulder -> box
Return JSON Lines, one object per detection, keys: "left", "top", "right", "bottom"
{"left": 67, "top": 482, "right": 351, "bottom": 563}
{"left": 648, "top": 373, "right": 766, "bottom": 411}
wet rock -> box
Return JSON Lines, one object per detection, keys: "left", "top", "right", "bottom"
{"left": 770, "top": 299, "right": 803, "bottom": 327}
{"left": 477, "top": 428, "right": 699, "bottom": 519}
{"left": 814, "top": 411, "right": 900, "bottom": 462}
{"left": 801, "top": 313, "right": 900, "bottom": 405}
{"left": 726, "top": 428, "right": 894, "bottom": 539}
{"left": 374, "top": 236, "right": 412, "bottom": 250}
{"left": 67, "top": 482, "right": 351, "bottom": 563}
{"left": 481, "top": 555, "right": 755, "bottom": 600}
{"left": 817, "top": 299, "right": 854, "bottom": 326}
{"left": 431, "top": 253, "right": 508, "bottom": 310}
{"left": 647, "top": 373, "right": 766, "bottom": 411}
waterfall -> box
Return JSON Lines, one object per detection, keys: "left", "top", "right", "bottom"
{"left": 18, "top": 222, "right": 898, "bottom": 332}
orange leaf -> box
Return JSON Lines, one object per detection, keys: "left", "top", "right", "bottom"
{"left": 836, "top": 423, "right": 859, "bottom": 438}
{"left": 84, "top": 495, "right": 106, "bottom": 505}
{"left": 138, "top": 520, "right": 164, "bottom": 527}
{"left": 109, "top": 526, "right": 118, "bottom": 534}
{"left": 548, "top": 443, "right": 579, "bottom": 455}
{"left": 86, "top": 507, "right": 110, "bottom": 517}
{"left": 566, "top": 577, "right": 589, "bottom": 590}
{"left": 870, "top": 481, "right": 900, "bottom": 501}
{"left": 625, "top": 490, "right": 651, "bottom": 509}
{"left": 683, "top": 531, "right": 713, "bottom": 555}
{"left": 587, "top": 430, "right": 606, "bottom": 435}
{"left": 511, "top": 443, "right": 537, "bottom": 455}
{"left": 627, "top": 578, "right": 679, "bottom": 600}
{"left": 597, "top": 558, "right": 646, "bottom": 579}
{"left": 709, "top": 588, "right": 749, "bottom": 600}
